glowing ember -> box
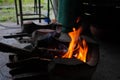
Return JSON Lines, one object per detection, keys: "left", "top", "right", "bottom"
{"left": 62, "top": 27, "right": 88, "bottom": 62}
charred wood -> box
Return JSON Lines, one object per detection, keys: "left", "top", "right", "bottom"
{"left": 3, "top": 33, "right": 30, "bottom": 39}
{"left": 0, "top": 42, "right": 66, "bottom": 59}
{"left": 0, "top": 42, "right": 31, "bottom": 55}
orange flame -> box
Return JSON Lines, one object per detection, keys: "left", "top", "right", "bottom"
{"left": 76, "top": 39, "right": 88, "bottom": 62}
{"left": 62, "top": 27, "right": 88, "bottom": 62}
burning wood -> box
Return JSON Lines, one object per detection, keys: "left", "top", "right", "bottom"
{"left": 0, "top": 42, "right": 66, "bottom": 59}
{"left": 48, "top": 35, "right": 99, "bottom": 80}
{"left": 0, "top": 26, "right": 98, "bottom": 64}
{"left": 0, "top": 35, "right": 99, "bottom": 80}
{"left": 0, "top": 21, "right": 99, "bottom": 80}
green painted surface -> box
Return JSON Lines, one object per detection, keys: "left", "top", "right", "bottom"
{"left": 57, "top": 0, "right": 84, "bottom": 33}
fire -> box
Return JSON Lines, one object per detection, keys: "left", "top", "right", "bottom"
{"left": 77, "top": 39, "right": 88, "bottom": 62}
{"left": 62, "top": 27, "right": 88, "bottom": 62}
